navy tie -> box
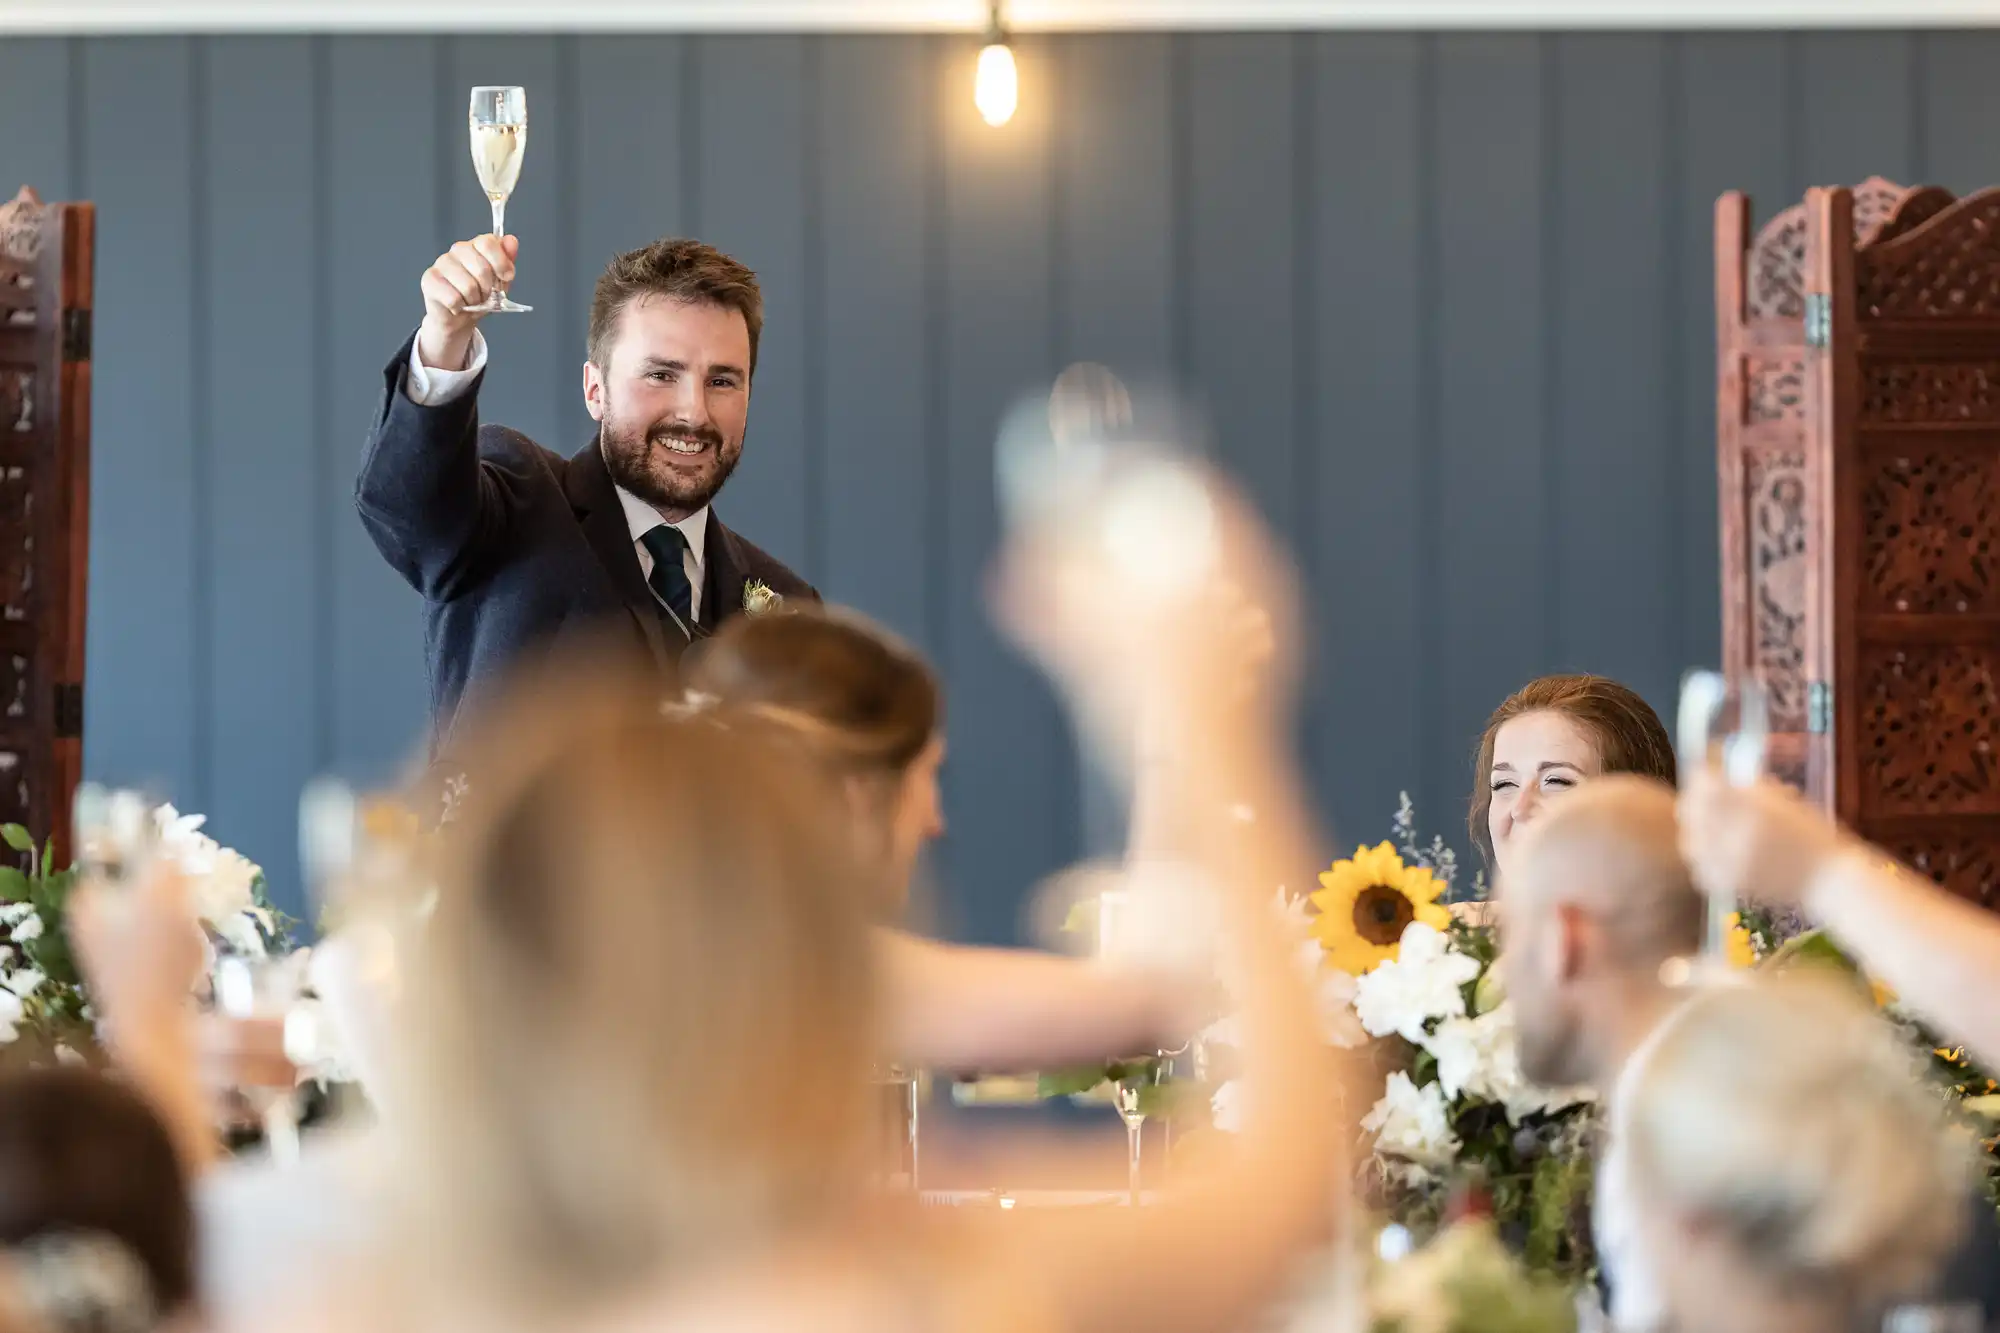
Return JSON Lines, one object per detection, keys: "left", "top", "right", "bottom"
{"left": 640, "top": 525, "right": 694, "bottom": 626}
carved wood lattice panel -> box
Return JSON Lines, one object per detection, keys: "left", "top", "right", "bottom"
{"left": 1858, "top": 644, "right": 2000, "bottom": 817}
{"left": 1862, "top": 361, "right": 2000, "bottom": 425}
{"left": 0, "top": 464, "right": 35, "bottom": 625}
{"left": 1857, "top": 192, "right": 2000, "bottom": 320}
{"left": 1746, "top": 448, "right": 1809, "bottom": 731}
{"left": 1746, "top": 357, "right": 1805, "bottom": 426}
{"left": 1862, "top": 450, "right": 2000, "bottom": 615}
{"left": 0, "top": 751, "right": 30, "bottom": 830}
{"left": 1879, "top": 837, "right": 2000, "bottom": 910}
{"left": 1747, "top": 178, "right": 1921, "bottom": 322}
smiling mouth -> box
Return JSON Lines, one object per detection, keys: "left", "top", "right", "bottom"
{"left": 656, "top": 437, "right": 710, "bottom": 457}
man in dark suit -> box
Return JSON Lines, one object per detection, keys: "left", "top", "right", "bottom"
{"left": 356, "top": 232, "right": 815, "bottom": 747}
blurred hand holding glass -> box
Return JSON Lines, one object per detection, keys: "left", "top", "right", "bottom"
{"left": 72, "top": 783, "right": 161, "bottom": 892}
{"left": 1675, "top": 671, "right": 1770, "bottom": 968}
{"left": 213, "top": 950, "right": 311, "bottom": 1165}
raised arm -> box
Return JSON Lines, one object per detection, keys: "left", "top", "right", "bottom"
{"left": 941, "top": 474, "right": 1347, "bottom": 1333}
{"left": 873, "top": 929, "right": 1203, "bottom": 1074}
{"left": 68, "top": 870, "right": 219, "bottom": 1175}
{"left": 1680, "top": 771, "right": 2000, "bottom": 1072}
{"left": 353, "top": 234, "right": 519, "bottom": 600}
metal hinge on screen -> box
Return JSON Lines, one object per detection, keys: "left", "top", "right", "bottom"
{"left": 61, "top": 309, "right": 91, "bottom": 363}
{"left": 1804, "top": 293, "right": 1832, "bottom": 349}
{"left": 1807, "top": 680, "right": 1832, "bottom": 735}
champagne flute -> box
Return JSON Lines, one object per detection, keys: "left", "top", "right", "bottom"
{"left": 466, "top": 86, "right": 531, "bottom": 314}
{"left": 1111, "top": 1060, "right": 1165, "bottom": 1207}
{"left": 1676, "top": 670, "right": 1770, "bottom": 967}
{"left": 870, "top": 1063, "right": 921, "bottom": 1191}
{"left": 214, "top": 952, "right": 307, "bottom": 1166}
{"left": 72, "top": 783, "right": 161, "bottom": 892}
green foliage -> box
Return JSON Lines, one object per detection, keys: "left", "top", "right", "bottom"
{"left": 1034, "top": 1054, "right": 1203, "bottom": 1122}
{"left": 1036, "top": 1066, "right": 1110, "bottom": 1099}
{"left": 1522, "top": 1147, "right": 1593, "bottom": 1275}
{"left": 1763, "top": 928, "right": 1860, "bottom": 977}
{"left": 0, "top": 834, "right": 100, "bottom": 1071}
{"left": 1449, "top": 916, "right": 1498, "bottom": 968}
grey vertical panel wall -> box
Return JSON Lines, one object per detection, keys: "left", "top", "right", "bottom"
{"left": 6, "top": 30, "right": 2000, "bottom": 932}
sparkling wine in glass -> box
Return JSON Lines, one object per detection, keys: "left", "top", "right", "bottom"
{"left": 1676, "top": 670, "right": 1770, "bottom": 966}
{"left": 73, "top": 783, "right": 166, "bottom": 899}
{"left": 214, "top": 953, "right": 307, "bottom": 1166}
{"left": 466, "top": 85, "right": 531, "bottom": 314}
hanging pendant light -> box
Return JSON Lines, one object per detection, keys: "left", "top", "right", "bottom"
{"left": 974, "top": 0, "right": 1017, "bottom": 127}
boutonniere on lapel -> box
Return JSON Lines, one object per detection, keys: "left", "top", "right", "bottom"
{"left": 742, "top": 580, "right": 785, "bottom": 617}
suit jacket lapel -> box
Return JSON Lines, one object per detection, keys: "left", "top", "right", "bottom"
{"left": 699, "top": 517, "right": 749, "bottom": 633}
{"left": 563, "top": 441, "right": 676, "bottom": 665}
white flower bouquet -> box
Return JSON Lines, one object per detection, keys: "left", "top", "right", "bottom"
{"left": 1205, "top": 797, "right": 1600, "bottom": 1281}
{"left": 0, "top": 805, "right": 303, "bottom": 1071}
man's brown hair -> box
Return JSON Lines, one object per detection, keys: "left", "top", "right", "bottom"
{"left": 587, "top": 238, "right": 763, "bottom": 376}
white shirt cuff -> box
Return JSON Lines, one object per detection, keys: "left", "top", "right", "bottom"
{"left": 405, "top": 329, "right": 489, "bottom": 406}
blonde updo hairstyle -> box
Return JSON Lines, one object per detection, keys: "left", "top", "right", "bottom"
{"left": 390, "top": 652, "right": 884, "bottom": 1322}
{"left": 686, "top": 609, "right": 940, "bottom": 908}
{"left": 1625, "top": 970, "right": 1971, "bottom": 1328}
{"left": 685, "top": 606, "right": 941, "bottom": 784}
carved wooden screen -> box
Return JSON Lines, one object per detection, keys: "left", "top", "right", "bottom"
{"left": 1804, "top": 183, "right": 2000, "bottom": 911}
{"left": 0, "top": 188, "right": 92, "bottom": 862}
{"left": 1713, "top": 179, "right": 1916, "bottom": 808}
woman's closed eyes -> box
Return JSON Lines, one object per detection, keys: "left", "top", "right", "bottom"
{"left": 1489, "top": 770, "right": 1581, "bottom": 795}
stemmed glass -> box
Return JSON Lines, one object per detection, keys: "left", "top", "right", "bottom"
{"left": 213, "top": 951, "right": 309, "bottom": 1166}
{"left": 1109, "top": 1061, "right": 1163, "bottom": 1207}
{"left": 72, "top": 783, "right": 161, "bottom": 890}
{"left": 1676, "top": 670, "right": 1770, "bottom": 966}
{"left": 872, "top": 1064, "right": 921, "bottom": 1191}
{"left": 466, "top": 86, "right": 531, "bottom": 314}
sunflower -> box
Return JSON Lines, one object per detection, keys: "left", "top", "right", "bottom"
{"left": 1724, "top": 912, "right": 1757, "bottom": 970}
{"left": 1310, "top": 842, "right": 1451, "bottom": 975}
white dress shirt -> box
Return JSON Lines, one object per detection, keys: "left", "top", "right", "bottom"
{"left": 405, "top": 333, "right": 709, "bottom": 622}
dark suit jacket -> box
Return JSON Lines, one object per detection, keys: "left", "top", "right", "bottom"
{"left": 355, "top": 331, "right": 817, "bottom": 750}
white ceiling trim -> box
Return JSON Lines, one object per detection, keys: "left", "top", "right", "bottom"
{"left": 11, "top": 0, "right": 2000, "bottom": 32}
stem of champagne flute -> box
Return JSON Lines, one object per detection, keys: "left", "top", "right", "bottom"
{"left": 1125, "top": 1114, "right": 1144, "bottom": 1206}
{"left": 489, "top": 196, "right": 509, "bottom": 303}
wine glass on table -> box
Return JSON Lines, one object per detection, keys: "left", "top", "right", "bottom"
{"left": 466, "top": 85, "right": 531, "bottom": 314}
{"left": 871, "top": 1063, "right": 921, "bottom": 1192}
{"left": 1109, "top": 1057, "right": 1167, "bottom": 1208}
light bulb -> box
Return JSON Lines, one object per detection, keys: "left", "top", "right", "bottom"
{"left": 975, "top": 41, "right": 1017, "bottom": 127}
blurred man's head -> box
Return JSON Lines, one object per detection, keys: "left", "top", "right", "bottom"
{"left": 1496, "top": 776, "right": 1704, "bottom": 1089}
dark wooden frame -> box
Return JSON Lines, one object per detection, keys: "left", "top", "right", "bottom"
{"left": 0, "top": 187, "right": 94, "bottom": 863}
